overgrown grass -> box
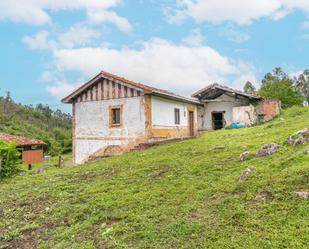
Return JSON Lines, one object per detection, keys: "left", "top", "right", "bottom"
{"left": 0, "top": 107, "right": 308, "bottom": 249}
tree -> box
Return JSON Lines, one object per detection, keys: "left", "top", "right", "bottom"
{"left": 243, "top": 81, "right": 256, "bottom": 94}
{"left": 295, "top": 69, "right": 309, "bottom": 101}
{"left": 259, "top": 67, "right": 303, "bottom": 108}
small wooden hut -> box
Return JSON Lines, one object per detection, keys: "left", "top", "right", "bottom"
{"left": 0, "top": 134, "right": 46, "bottom": 169}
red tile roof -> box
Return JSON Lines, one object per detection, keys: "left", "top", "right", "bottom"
{"left": 0, "top": 134, "right": 46, "bottom": 146}
{"left": 62, "top": 71, "right": 201, "bottom": 105}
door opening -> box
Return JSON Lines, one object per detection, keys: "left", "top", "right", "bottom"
{"left": 212, "top": 112, "right": 224, "bottom": 130}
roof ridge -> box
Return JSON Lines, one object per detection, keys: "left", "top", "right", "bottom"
{"left": 62, "top": 70, "right": 200, "bottom": 104}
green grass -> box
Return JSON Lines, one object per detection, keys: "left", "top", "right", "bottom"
{"left": 0, "top": 106, "right": 308, "bottom": 249}
{"left": 18, "top": 154, "right": 73, "bottom": 171}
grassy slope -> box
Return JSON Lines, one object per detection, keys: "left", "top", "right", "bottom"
{"left": 0, "top": 107, "right": 308, "bottom": 249}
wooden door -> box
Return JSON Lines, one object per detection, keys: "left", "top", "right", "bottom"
{"left": 189, "top": 111, "right": 194, "bottom": 137}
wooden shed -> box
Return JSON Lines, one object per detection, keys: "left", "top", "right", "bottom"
{"left": 0, "top": 134, "right": 46, "bottom": 169}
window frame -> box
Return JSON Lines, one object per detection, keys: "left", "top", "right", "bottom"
{"left": 109, "top": 105, "right": 123, "bottom": 128}
{"left": 174, "top": 108, "right": 180, "bottom": 125}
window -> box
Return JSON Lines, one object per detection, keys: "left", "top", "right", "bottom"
{"left": 112, "top": 108, "right": 121, "bottom": 125}
{"left": 109, "top": 105, "right": 123, "bottom": 127}
{"left": 174, "top": 108, "right": 180, "bottom": 124}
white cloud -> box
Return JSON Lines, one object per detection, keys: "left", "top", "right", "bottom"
{"left": 87, "top": 9, "right": 132, "bottom": 33}
{"left": 0, "top": 0, "right": 130, "bottom": 32}
{"left": 50, "top": 38, "right": 256, "bottom": 98}
{"left": 221, "top": 26, "right": 250, "bottom": 43}
{"left": 182, "top": 28, "right": 204, "bottom": 46}
{"left": 57, "top": 24, "right": 101, "bottom": 48}
{"left": 22, "top": 31, "right": 56, "bottom": 50}
{"left": 169, "top": 0, "right": 309, "bottom": 25}
{"left": 23, "top": 24, "right": 101, "bottom": 50}
{"left": 47, "top": 81, "right": 76, "bottom": 99}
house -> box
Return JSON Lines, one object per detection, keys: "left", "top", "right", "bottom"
{"left": 0, "top": 133, "right": 46, "bottom": 169}
{"left": 193, "top": 83, "right": 262, "bottom": 130}
{"left": 62, "top": 71, "right": 277, "bottom": 164}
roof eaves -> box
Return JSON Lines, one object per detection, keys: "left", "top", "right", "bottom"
{"left": 192, "top": 83, "right": 261, "bottom": 100}
{"left": 151, "top": 90, "right": 202, "bottom": 105}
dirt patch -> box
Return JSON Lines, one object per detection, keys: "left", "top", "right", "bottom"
{"left": 6, "top": 222, "right": 57, "bottom": 249}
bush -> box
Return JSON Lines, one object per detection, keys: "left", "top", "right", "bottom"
{"left": 0, "top": 141, "right": 21, "bottom": 180}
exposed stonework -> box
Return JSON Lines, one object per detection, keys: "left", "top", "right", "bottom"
{"left": 239, "top": 167, "right": 256, "bottom": 182}
{"left": 240, "top": 151, "right": 251, "bottom": 161}
{"left": 256, "top": 100, "right": 281, "bottom": 122}
{"left": 256, "top": 143, "right": 280, "bottom": 157}
{"left": 293, "top": 191, "right": 309, "bottom": 199}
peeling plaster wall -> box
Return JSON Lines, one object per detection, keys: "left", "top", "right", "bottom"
{"left": 74, "top": 96, "right": 146, "bottom": 164}
{"left": 232, "top": 105, "right": 257, "bottom": 125}
{"left": 202, "top": 94, "right": 249, "bottom": 130}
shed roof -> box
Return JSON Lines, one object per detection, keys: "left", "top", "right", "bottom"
{"left": 191, "top": 83, "right": 262, "bottom": 100}
{"left": 0, "top": 134, "right": 46, "bottom": 146}
{"left": 61, "top": 71, "right": 201, "bottom": 105}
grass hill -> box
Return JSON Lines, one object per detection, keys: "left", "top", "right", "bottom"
{"left": 0, "top": 107, "right": 308, "bottom": 249}
{"left": 0, "top": 95, "right": 72, "bottom": 155}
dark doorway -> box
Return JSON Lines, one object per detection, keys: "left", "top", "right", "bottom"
{"left": 212, "top": 112, "right": 224, "bottom": 130}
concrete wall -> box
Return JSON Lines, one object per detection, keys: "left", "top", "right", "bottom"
{"left": 201, "top": 94, "right": 249, "bottom": 130}
{"left": 232, "top": 105, "right": 256, "bottom": 125}
{"left": 74, "top": 96, "right": 146, "bottom": 164}
{"left": 151, "top": 96, "right": 198, "bottom": 139}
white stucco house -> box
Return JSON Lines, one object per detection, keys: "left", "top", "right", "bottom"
{"left": 62, "top": 71, "right": 264, "bottom": 164}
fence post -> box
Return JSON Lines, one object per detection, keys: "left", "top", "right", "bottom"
{"left": 58, "top": 155, "right": 63, "bottom": 167}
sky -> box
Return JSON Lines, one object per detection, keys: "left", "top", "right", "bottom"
{"left": 0, "top": 0, "right": 308, "bottom": 111}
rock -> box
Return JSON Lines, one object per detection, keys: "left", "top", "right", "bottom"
{"left": 255, "top": 192, "right": 273, "bottom": 202}
{"left": 240, "top": 151, "right": 251, "bottom": 161}
{"left": 293, "top": 191, "right": 309, "bottom": 199}
{"left": 304, "top": 150, "right": 309, "bottom": 155}
{"left": 287, "top": 136, "right": 294, "bottom": 146}
{"left": 239, "top": 167, "right": 256, "bottom": 182}
{"left": 256, "top": 143, "right": 280, "bottom": 157}
{"left": 31, "top": 168, "right": 47, "bottom": 174}
{"left": 212, "top": 146, "right": 225, "bottom": 150}
{"left": 17, "top": 169, "right": 26, "bottom": 176}
{"left": 287, "top": 128, "right": 309, "bottom": 146}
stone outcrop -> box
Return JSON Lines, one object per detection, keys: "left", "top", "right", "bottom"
{"left": 293, "top": 191, "right": 309, "bottom": 200}
{"left": 287, "top": 128, "right": 309, "bottom": 146}
{"left": 239, "top": 167, "right": 256, "bottom": 182}
{"left": 240, "top": 151, "right": 251, "bottom": 161}
{"left": 256, "top": 143, "right": 280, "bottom": 157}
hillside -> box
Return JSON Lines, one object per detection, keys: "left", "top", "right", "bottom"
{"left": 0, "top": 95, "right": 72, "bottom": 155}
{"left": 0, "top": 107, "right": 308, "bottom": 249}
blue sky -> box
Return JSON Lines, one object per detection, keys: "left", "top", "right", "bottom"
{"left": 0, "top": 0, "right": 308, "bottom": 111}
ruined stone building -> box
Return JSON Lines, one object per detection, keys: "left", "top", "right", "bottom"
{"left": 62, "top": 71, "right": 279, "bottom": 164}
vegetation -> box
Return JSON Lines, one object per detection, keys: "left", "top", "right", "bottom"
{"left": 243, "top": 81, "right": 256, "bottom": 94}
{"left": 259, "top": 68, "right": 304, "bottom": 108}
{"left": 0, "top": 141, "right": 21, "bottom": 179}
{"left": 295, "top": 69, "right": 309, "bottom": 101}
{"left": 0, "top": 93, "right": 72, "bottom": 155}
{"left": 0, "top": 106, "right": 308, "bottom": 248}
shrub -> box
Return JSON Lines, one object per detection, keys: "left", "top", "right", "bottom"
{"left": 0, "top": 141, "right": 21, "bottom": 180}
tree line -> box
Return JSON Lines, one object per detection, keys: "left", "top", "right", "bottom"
{"left": 243, "top": 68, "right": 309, "bottom": 108}
{"left": 0, "top": 93, "right": 72, "bottom": 156}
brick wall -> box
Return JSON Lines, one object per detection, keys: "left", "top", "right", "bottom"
{"left": 256, "top": 100, "right": 281, "bottom": 121}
